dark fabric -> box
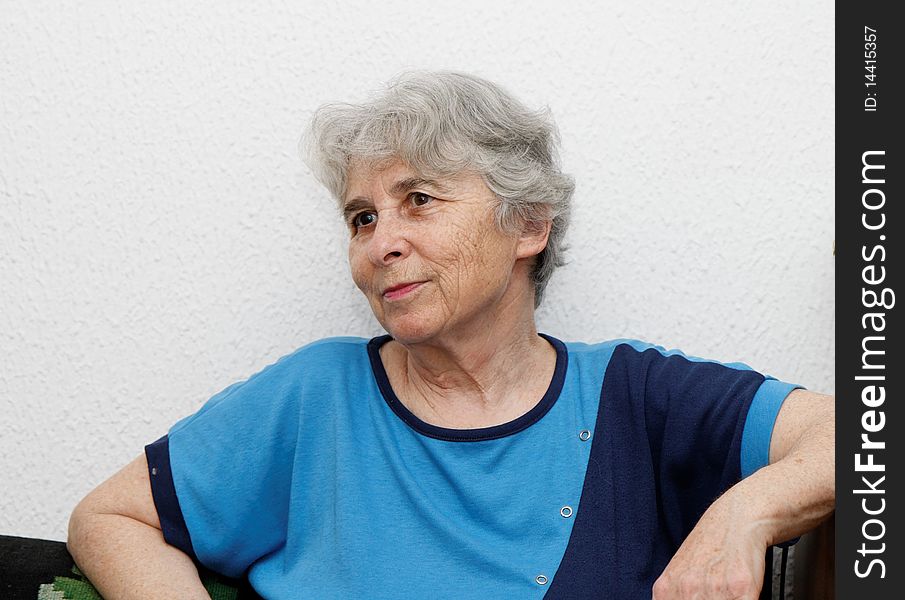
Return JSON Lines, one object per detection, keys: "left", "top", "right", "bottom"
{"left": 0, "top": 535, "right": 76, "bottom": 599}
{"left": 545, "top": 343, "right": 770, "bottom": 599}
{"left": 145, "top": 434, "right": 197, "bottom": 560}
{"left": 0, "top": 534, "right": 262, "bottom": 599}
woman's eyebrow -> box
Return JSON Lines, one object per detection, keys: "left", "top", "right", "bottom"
{"left": 342, "top": 197, "right": 372, "bottom": 221}
{"left": 389, "top": 177, "right": 450, "bottom": 196}
{"left": 342, "top": 177, "right": 452, "bottom": 219}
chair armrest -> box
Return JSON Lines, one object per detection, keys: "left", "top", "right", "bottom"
{"left": 793, "top": 514, "right": 835, "bottom": 600}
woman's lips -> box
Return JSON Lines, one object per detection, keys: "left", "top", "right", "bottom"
{"left": 383, "top": 282, "right": 424, "bottom": 301}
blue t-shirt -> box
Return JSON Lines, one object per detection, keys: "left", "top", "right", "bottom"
{"left": 145, "top": 334, "right": 800, "bottom": 599}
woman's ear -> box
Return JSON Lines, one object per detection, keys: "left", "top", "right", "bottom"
{"left": 516, "top": 219, "right": 553, "bottom": 260}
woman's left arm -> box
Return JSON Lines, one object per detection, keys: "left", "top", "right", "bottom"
{"left": 652, "top": 389, "right": 835, "bottom": 599}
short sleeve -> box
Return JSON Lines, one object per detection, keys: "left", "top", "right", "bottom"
{"left": 604, "top": 341, "right": 802, "bottom": 540}
{"left": 740, "top": 378, "right": 803, "bottom": 477}
{"left": 144, "top": 351, "right": 305, "bottom": 578}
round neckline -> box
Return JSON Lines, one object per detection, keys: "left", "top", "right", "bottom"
{"left": 366, "top": 333, "right": 569, "bottom": 442}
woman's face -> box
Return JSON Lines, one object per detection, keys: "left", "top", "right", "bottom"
{"left": 344, "top": 159, "right": 529, "bottom": 345}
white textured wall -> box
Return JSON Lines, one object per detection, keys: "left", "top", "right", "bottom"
{"left": 1, "top": 1, "right": 834, "bottom": 542}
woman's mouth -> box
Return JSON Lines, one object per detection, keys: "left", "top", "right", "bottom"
{"left": 383, "top": 281, "right": 425, "bottom": 301}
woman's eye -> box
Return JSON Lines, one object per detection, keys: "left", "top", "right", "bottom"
{"left": 410, "top": 192, "right": 434, "bottom": 207}
{"left": 351, "top": 212, "right": 376, "bottom": 228}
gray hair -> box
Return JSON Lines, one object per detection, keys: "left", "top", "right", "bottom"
{"left": 302, "top": 71, "right": 574, "bottom": 308}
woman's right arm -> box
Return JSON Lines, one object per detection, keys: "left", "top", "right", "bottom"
{"left": 67, "top": 452, "right": 212, "bottom": 600}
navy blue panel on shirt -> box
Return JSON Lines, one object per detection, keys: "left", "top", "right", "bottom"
{"left": 545, "top": 343, "right": 765, "bottom": 599}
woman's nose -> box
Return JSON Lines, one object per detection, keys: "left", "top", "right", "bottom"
{"left": 366, "top": 210, "right": 410, "bottom": 266}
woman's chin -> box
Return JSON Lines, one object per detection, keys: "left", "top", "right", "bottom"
{"left": 381, "top": 316, "right": 441, "bottom": 345}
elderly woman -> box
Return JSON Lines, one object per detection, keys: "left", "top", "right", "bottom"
{"left": 68, "top": 72, "right": 834, "bottom": 599}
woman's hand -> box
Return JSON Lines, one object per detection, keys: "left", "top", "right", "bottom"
{"left": 652, "top": 493, "right": 767, "bottom": 600}
{"left": 653, "top": 388, "right": 835, "bottom": 599}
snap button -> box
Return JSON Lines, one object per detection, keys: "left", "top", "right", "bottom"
{"left": 579, "top": 429, "right": 591, "bottom": 441}
{"left": 560, "top": 506, "right": 573, "bottom": 518}
{"left": 151, "top": 467, "right": 158, "bottom": 476}
{"left": 535, "top": 574, "right": 549, "bottom": 585}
